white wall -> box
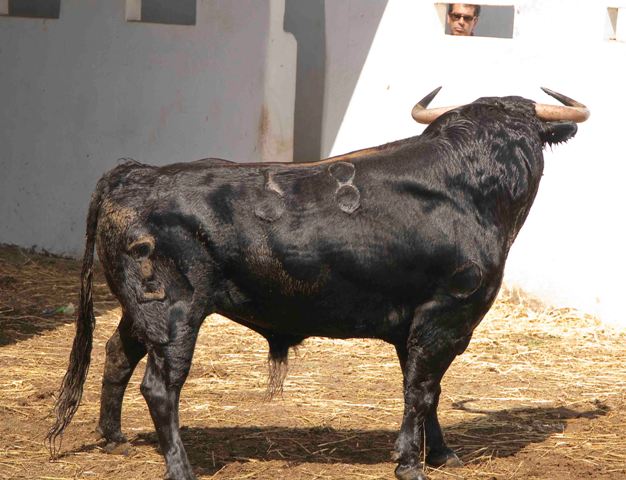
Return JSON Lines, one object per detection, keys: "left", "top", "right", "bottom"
{"left": 0, "top": 0, "right": 287, "bottom": 255}
{"left": 326, "top": 0, "right": 626, "bottom": 327}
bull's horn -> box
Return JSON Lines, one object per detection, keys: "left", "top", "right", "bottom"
{"left": 535, "top": 87, "right": 590, "bottom": 123}
{"left": 411, "top": 87, "right": 460, "bottom": 124}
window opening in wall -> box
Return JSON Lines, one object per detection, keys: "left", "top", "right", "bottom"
{"left": 126, "top": 0, "right": 196, "bottom": 26}
{"left": 606, "top": 7, "right": 625, "bottom": 42}
{"left": 0, "top": 0, "right": 61, "bottom": 19}
{"left": 435, "top": 3, "right": 515, "bottom": 39}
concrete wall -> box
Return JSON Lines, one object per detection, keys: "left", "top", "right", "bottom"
{"left": 0, "top": 0, "right": 276, "bottom": 255}
{"left": 2, "top": 0, "right": 625, "bottom": 327}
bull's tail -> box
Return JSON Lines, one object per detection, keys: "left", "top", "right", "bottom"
{"left": 46, "top": 179, "right": 106, "bottom": 457}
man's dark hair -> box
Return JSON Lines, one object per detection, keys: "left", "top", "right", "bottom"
{"left": 447, "top": 3, "right": 481, "bottom": 17}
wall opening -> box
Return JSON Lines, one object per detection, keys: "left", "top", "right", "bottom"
{"left": 0, "top": 0, "right": 61, "bottom": 19}
{"left": 606, "top": 7, "right": 625, "bottom": 42}
{"left": 126, "top": 0, "right": 196, "bottom": 26}
{"left": 436, "top": 3, "right": 515, "bottom": 39}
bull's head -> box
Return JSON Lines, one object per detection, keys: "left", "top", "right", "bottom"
{"left": 411, "top": 87, "right": 589, "bottom": 146}
{"left": 412, "top": 87, "right": 589, "bottom": 124}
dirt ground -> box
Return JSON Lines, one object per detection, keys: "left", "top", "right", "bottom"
{"left": 1, "top": 244, "right": 625, "bottom": 480}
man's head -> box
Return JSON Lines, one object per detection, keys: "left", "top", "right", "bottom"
{"left": 447, "top": 4, "right": 480, "bottom": 36}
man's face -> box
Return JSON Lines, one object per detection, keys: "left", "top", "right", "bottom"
{"left": 447, "top": 4, "right": 478, "bottom": 36}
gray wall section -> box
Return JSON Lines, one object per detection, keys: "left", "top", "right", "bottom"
{"left": 0, "top": 0, "right": 270, "bottom": 255}
{"left": 0, "top": 0, "right": 387, "bottom": 255}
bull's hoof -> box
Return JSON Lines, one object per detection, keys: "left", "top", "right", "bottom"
{"left": 95, "top": 425, "right": 128, "bottom": 444}
{"left": 426, "top": 448, "right": 463, "bottom": 468}
{"left": 394, "top": 464, "right": 428, "bottom": 480}
{"left": 164, "top": 468, "right": 197, "bottom": 480}
{"left": 103, "top": 441, "right": 134, "bottom": 456}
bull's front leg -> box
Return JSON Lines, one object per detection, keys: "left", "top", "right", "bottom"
{"left": 422, "top": 384, "right": 463, "bottom": 468}
{"left": 395, "top": 345, "right": 462, "bottom": 469}
{"left": 393, "top": 298, "right": 472, "bottom": 480}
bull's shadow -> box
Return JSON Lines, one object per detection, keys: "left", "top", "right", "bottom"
{"left": 123, "top": 402, "right": 608, "bottom": 474}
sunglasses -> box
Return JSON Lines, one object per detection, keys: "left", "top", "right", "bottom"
{"left": 449, "top": 13, "right": 475, "bottom": 22}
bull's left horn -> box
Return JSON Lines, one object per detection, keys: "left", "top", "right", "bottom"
{"left": 535, "top": 88, "right": 590, "bottom": 123}
{"left": 411, "top": 87, "right": 459, "bottom": 124}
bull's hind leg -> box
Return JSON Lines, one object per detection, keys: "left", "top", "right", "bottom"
{"left": 393, "top": 297, "right": 481, "bottom": 480}
{"left": 395, "top": 344, "right": 462, "bottom": 469}
{"left": 97, "top": 313, "right": 147, "bottom": 449}
{"left": 140, "top": 304, "right": 202, "bottom": 480}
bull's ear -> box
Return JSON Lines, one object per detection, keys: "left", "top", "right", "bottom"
{"left": 541, "top": 121, "right": 578, "bottom": 146}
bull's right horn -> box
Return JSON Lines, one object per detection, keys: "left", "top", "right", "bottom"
{"left": 411, "top": 86, "right": 460, "bottom": 124}
{"left": 535, "top": 88, "right": 590, "bottom": 123}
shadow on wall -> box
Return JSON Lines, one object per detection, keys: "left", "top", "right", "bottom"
{"left": 284, "top": 0, "right": 389, "bottom": 162}
{"left": 284, "top": 0, "right": 326, "bottom": 163}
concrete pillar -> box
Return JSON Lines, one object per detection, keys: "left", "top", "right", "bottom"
{"left": 259, "top": 0, "right": 297, "bottom": 163}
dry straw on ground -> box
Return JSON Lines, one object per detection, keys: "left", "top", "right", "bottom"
{"left": 0, "top": 244, "right": 625, "bottom": 479}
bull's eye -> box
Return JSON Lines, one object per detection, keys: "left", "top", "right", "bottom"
{"left": 128, "top": 235, "right": 155, "bottom": 258}
{"left": 131, "top": 243, "right": 151, "bottom": 258}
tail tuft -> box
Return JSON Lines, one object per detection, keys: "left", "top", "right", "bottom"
{"left": 265, "top": 333, "right": 305, "bottom": 400}
{"left": 46, "top": 180, "right": 105, "bottom": 457}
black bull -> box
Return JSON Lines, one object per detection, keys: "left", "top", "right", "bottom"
{"left": 48, "top": 89, "right": 587, "bottom": 480}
